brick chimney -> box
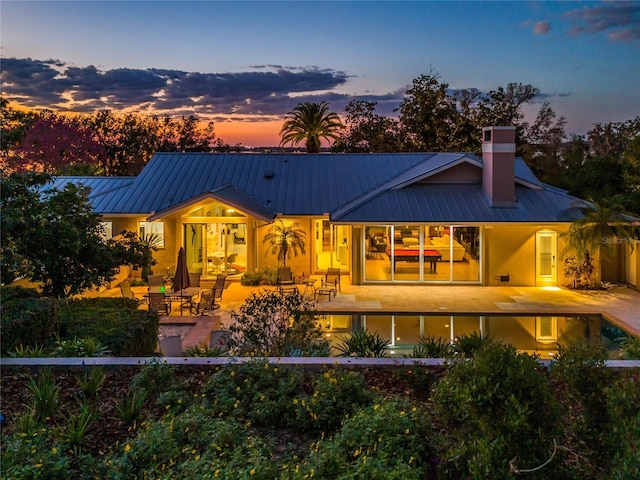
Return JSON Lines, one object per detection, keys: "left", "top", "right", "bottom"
{"left": 482, "top": 126, "right": 516, "bottom": 207}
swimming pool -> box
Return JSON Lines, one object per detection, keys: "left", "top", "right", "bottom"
{"left": 317, "top": 312, "right": 637, "bottom": 358}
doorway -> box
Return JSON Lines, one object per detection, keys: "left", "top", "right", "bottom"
{"left": 535, "top": 231, "right": 557, "bottom": 285}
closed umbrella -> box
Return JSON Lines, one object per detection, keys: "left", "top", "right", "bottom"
{"left": 173, "top": 247, "right": 191, "bottom": 292}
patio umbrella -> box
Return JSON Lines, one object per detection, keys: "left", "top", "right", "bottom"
{"left": 173, "top": 247, "right": 191, "bottom": 292}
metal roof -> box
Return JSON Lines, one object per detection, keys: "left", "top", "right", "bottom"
{"left": 52, "top": 152, "right": 590, "bottom": 223}
{"left": 331, "top": 183, "right": 587, "bottom": 223}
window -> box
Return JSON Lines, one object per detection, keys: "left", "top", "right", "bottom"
{"left": 536, "top": 316, "right": 557, "bottom": 343}
{"left": 100, "top": 221, "right": 112, "bottom": 240}
{"left": 139, "top": 221, "right": 165, "bottom": 248}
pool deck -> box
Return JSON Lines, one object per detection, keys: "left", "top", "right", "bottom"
{"left": 147, "top": 279, "right": 640, "bottom": 348}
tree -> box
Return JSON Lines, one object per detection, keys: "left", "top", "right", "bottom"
{"left": 397, "top": 72, "right": 470, "bottom": 152}
{"left": 262, "top": 220, "right": 307, "bottom": 267}
{"left": 0, "top": 171, "right": 148, "bottom": 297}
{"left": 11, "top": 112, "right": 106, "bottom": 174}
{"left": 279, "top": 101, "right": 343, "bottom": 153}
{"left": 563, "top": 196, "right": 639, "bottom": 286}
{"left": 333, "top": 100, "right": 401, "bottom": 152}
{"left": 0, "top": 98, "right": 37, "bottom": 158}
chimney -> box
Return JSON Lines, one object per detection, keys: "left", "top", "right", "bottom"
{"left": 482, "top": 126, "right": 516, "bottom": 207}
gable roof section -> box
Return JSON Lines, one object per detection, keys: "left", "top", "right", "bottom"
{"left": 148, "top": 183, "right": 276, "bottom": 222}
{"left": 331, "top": 183, "right": 588, "bottom": 223}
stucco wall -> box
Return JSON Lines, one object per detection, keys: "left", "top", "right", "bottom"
{"left": 484, "top": 225, "right": 569, "bottom": 286}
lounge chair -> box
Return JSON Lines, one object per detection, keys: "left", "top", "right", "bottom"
{"left": 277, "top": 267, "right": 297, "bottom": 295}
{"left": 316, "top": 268, "right": 341, "bottom": 301}
{"left": 120, "top": 280, "right": 141, "bottom": 304}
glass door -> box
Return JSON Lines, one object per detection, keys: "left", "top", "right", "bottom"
{"left": 535, "top": 231, "right": 557, "bottom": 285}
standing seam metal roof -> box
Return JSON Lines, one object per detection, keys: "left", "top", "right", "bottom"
{"left": 52, "top": 152, "right": 588, "bottom": 223}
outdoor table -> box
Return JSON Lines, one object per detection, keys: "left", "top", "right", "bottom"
{"left": 148, "top": 286, "right": 200, "bottom": 314}
{"left": 297, "top": 277, "right": 317, "bottom": 299}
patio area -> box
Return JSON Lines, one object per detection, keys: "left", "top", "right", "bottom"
{"left": 111, "top": 276, "right": 640, "bottom": 350}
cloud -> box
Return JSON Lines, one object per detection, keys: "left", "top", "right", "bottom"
{"left": 0, "top": 58, "right": 357, "bottom": 116}
{"left": 534, "top": 21, "right": 551, "bottom": 35}
{"left": 564, "top": 2, "right": 640, "bottom": 44}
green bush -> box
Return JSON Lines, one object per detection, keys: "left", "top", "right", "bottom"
{"left": 411, "top": 334, "right": 453, "bottom": 358}
{"left": 57, "top": 298, "right": 159, "bottom": 356}
{"left": 293, "top": 368, "right": 375, "bottom": 433}
{"left": 304, "top": 398, "right": 434, "bottom": 479}
{"left": 240, "top": 270, "right": 264, "bottom": 286}
{"left": 551, "top": 343, "right": 612, "bottom": 455}
{"left": 431, "top": 342, "right": 562, "bottom": 479}
{"left": 334, "top": 329, "right": 390, "bottom": 357}
{"left": 203, "top": 360, "right": 304, "bottom": 428}
{"left": 0, "top": 287, "right": 60, "bottom": 355}
{"left": 228, "top": 289, "right": 328, "bottom": 356}
{"left": 606, "top": 372, "right": 640, "bottom": 479}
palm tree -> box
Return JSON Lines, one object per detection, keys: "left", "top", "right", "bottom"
{"left": 563, "top": 196, "right": 639, "bottom": 285}
{"left": 279, "top": 102, "right": 343, "bottom": 153}
{"left": 263, "top": 220, "right": 307, "bottom": 267}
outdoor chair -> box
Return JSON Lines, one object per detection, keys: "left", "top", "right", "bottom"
{"left": 193, "top": 288, "right": 216, "bottom": 315}
{"left": 120, "top": 280, "right": 143, "bottom": 304}
{"left": 212, "top": 274, "right": 226, "bottom": 307}
{"left": 315, "top": 268, "right": 341, "bottom": 301}
{"left": 147, "top": 274, "right": 164, "bottom": 287}
{"left": 188, "top": 272, "right": 201, "bottom": 287}
{"left": 159, "top": 335, "right": 183, "bottom": 356}
{"left": 277, "top": 267, "right": 297, "bottom": 295}
{"left": 148, "top": 292, "right": 172, "bottom": 315}
{"left": 209, "top": 329, "right": 230, "bottom": 353}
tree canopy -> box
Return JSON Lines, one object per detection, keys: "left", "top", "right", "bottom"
{"left": 279, "top": 101, "right": 343, "bottom": 153}
{"left": 0, "top": 171, "right": 152, "bottom": 297}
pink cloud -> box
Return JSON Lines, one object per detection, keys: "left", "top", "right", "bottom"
{"left": 534, "top": 21, "right": 551, "bottom": 35}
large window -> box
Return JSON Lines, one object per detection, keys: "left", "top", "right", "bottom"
{"left": 363, "top": 224, "right": 481, "bottom": 283}
{"left": 139, "top": 221, "right": 165, "bottom": 248}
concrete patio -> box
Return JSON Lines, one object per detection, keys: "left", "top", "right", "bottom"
{"left": 143, "top": 277, "right": 640, "bottom": 349}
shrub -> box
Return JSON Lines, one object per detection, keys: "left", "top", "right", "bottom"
{"left": 293, "top": 368, "right": 375, "bottom": 433}
{"left": 431, "top": 342, "right": 562, "bottom": 479}
{"left": 240, "top": 270, "right": 264, "bottom": 286}
{"left": 334, "top": 329, "right": 390, "bottom": 357}
{"left": 451, "top": 331, "right": 493, "bottom": 357}
{"left": 304, "top": 398, "right": 434, "bottom": 479}
{"left": 203, "top": 360, "right": 304, "bottom": 428}
{"left": 606, "top": 372, "right": 640, "bottom": 479}
{"left": 551, "top": 342, "right": 612, "bottom": 465}
{"left": 411, "top": 334, "right": 452, "bottom": 358}
{"left": 57, "top": 298, "right": 158, "bottom": 356}
{"left": 27, "top": 369, "right": 60, "bottom": 422}
{"left": 0, "top": 287, "right": 60, "bottom": 355}
{"left": 228, "top": 289, "right": 328, "bottom": 356}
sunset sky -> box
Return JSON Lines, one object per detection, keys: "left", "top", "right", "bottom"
{"left": 2, "top": 1, "right": 639, "bottom": 147}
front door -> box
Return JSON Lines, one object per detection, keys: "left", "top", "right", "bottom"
{"left": 535, "top": 231, "right": 557, "bottom": 285}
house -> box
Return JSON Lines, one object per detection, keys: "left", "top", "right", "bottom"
{"left": 53, "top": 126, "right": 638, "bottom": 288}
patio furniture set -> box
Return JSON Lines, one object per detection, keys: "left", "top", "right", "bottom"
{"left": 277, "top": 267, "right": 342, "bottom": 301}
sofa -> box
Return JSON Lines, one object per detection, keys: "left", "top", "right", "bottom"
{"left": 426, "top": 235, "right": 466, "bottom": 261}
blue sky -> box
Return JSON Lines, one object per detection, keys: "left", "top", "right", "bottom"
{"left": 2, "top": 1, "right": 639, "bottom": 145}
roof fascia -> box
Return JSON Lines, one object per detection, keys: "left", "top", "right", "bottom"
{"left": 389, "top": 154, "right": 479, "bottom": 190}
{"left": 148, "top": 190, "right": 275, "bottom": 222}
